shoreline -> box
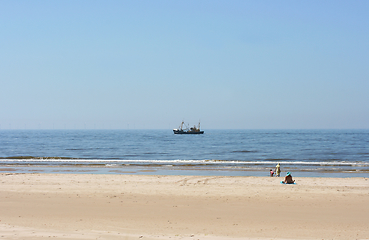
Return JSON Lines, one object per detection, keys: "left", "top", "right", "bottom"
{"left": 1, "top": 164, "right": 369, "bottom": 178}
{"left": 1, "top": 173, "right": 369, "bottom": 240}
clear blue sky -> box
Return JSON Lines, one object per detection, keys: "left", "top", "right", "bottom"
{"left": 1, "top": 0, "right": 368, "bottom": 129}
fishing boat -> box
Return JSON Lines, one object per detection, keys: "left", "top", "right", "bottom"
{"left": 173, "top": 121, "right": 204, "bottom": 134}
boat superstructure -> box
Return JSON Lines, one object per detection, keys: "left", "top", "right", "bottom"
{"left": 173, "top": 121, "right": 204, "bottom": 134}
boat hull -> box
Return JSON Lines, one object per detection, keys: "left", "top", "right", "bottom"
{"left": 173, "top": 130, "right": 204, "bottom": 134}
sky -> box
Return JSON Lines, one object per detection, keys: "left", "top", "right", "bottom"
{"left": 1, "top": 0, "right": 368, "bottom": 129}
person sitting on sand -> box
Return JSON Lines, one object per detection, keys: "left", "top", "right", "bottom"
{"left": 270, "top": 169, "right": 274, "bottom": 177}
{"left": 282, "top": 172, "right": 295, "bottom": 184}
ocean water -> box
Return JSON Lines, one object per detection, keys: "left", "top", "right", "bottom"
{"left": 0, "top": 129, "right": 368, "bottom": 177}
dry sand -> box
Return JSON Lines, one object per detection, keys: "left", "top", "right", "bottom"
{"left": 0, "top": 173, "right": 368, "bottom": 240}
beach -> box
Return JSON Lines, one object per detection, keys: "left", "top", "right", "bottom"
{"left": 1, "top": 173, "right": 368, "bottom": 240}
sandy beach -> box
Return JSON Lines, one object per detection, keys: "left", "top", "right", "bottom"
{"left": 0, "top": 173, "right": 368, "bottom": 240}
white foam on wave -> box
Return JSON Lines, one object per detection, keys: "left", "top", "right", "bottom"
{"left": 1, "top": 158, "right": 368, "bottom": 166}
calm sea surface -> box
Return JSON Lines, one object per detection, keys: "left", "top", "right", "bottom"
{"left": 1, "top": 129, "right": 368, "bottom": 177}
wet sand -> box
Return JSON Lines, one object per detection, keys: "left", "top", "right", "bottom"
{"left": 0, "top": 173, "right": 368, "bottom": 240}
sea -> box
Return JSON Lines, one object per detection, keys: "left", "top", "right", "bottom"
{"left": 0, "top": 129, "right": 368, "bottom": 178}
